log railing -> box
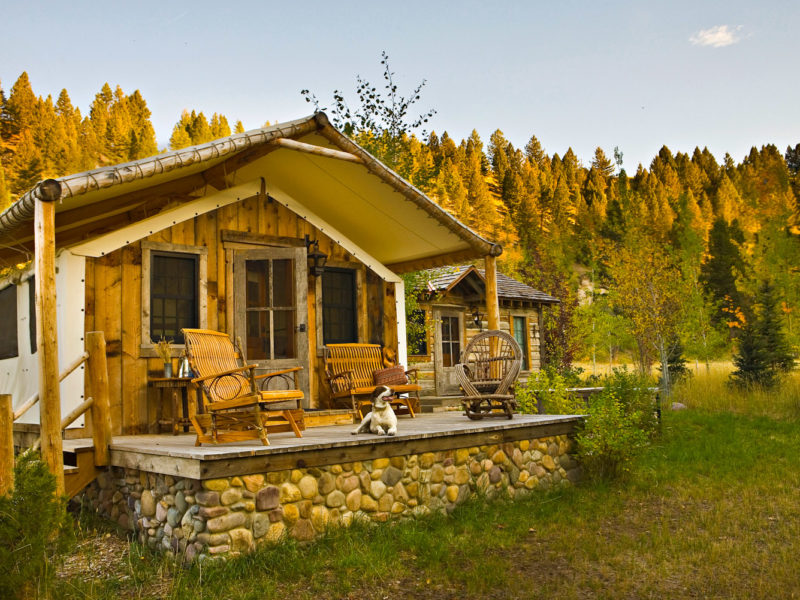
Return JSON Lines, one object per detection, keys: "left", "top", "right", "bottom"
{"left": 0, "top": 331, "right": 112, "bottom": 496}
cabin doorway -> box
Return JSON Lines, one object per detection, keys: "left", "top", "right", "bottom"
{"left": 233, "top": 247, "right": 310, "bottom": 405}
{"left": 433, "top": 309, "right": 464, "bottom": 395}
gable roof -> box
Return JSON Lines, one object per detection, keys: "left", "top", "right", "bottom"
{"left": 424, "top": 265, "right": 559, "bottom": 304}
{"left": 0, "top": 113, "right": 500, "bottom": 273}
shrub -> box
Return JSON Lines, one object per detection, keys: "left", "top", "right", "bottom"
{"left": 517, "top": 368, "right": 584, "bottom": 415}
{"left": 601, "top": 367, "right": 660, "bottom": 436}
{"left": 0, "top": 451, "right": 73, "bottom": 599}
{"left": 518, "top": 367, "right": 657, "bottom": 481}
{"left": 575, "top": 390, "right": 650, "bottom": 481}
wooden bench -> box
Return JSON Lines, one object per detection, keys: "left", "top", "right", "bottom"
{"left": 323, "top": 343, "right": 421, "bottom": 419}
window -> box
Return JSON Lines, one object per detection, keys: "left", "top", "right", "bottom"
{"left": 322, "top": 268, "right": 357, "bottom": 344}
{"left": 441, "top": 315, "right": 460, "bottom": 367}
{"left": 150, "top": 253, "right": 198, "bottom": 345}
{"left": 243, "top": 257, "right": 296, "bottom": 360}
{"left": 408, "top": 309, "right": 428, "bottom": 356}
{"left": 513, "top": 316, "right": 529, "bottom": 370}
{"left": 141, "top": 241, "right": 207, "bottom": 353}
{"left": 0, "top": 285, "right": 18, "bottom": 359}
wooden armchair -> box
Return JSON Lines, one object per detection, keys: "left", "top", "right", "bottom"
{"left": 455, "top": 330, "right": 522, "bottom": 420}
{"left": 182, "top": 329, "right": 304, "bottom": 446}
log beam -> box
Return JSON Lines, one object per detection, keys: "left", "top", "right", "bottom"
{"left": 0, "top": 394, "right": 13, "bottom": 496}
{"left": 86, "top": 331, "right": 112, "bottom": 467}
{"left": 271, "top": 138, "right": 363, "bottom": 164}
{"left": 484, "top": 255, "right": 500, "bottom": 332}
{"left": 34, "top": 180, "right": 64, "bottom": 495}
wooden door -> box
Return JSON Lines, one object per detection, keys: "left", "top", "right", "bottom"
{"left": 434, "top": 309, "right": 463, "bottom": 395}
{"left": 233, "top": 247, "right": 310, "bottom": 405}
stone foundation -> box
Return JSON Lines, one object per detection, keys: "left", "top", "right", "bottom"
{"left": 81, "top": 434, "right": 580, "bottom": 561}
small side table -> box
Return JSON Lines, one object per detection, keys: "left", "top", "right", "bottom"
{"left": 148, "top": 377, "right": 199, "bottom": 435}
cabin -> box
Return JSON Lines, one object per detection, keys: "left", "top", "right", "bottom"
{"left": 0, "top": 114, "right": 582, "bottom": 557}
{"left": 409, "top": 266, "right": 559, "bottom": 397}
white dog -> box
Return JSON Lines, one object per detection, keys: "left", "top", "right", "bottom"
{"left": 352, "top": 385, "right": 398, "bottom": 436}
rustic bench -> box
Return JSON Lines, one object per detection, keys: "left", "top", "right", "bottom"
{"left": 323, "top": 343, "right": 421, "bottom": 419}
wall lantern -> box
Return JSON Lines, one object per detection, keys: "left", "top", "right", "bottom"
{"left": 304, "top": 234, "right": 328, "bottom": 277}
{"left": 471, "top": 306, "right": 484, "bottom": 331}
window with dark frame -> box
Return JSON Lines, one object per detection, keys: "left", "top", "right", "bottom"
{"left": 28, "top": 277, "right": 36, "bottom": 353}
{"left": 150, "top": 252, "right": 199, "bottom": 345}
{"left": 322, "top": 268, "right": 357, "bottom": 344}
{"left": 441, "top": 315, "right": 460, "bottom": 367}
{"left": 0, "top": 285, "right": 18, "bottom": 360}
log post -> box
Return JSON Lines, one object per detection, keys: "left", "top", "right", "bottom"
{"left": 484, "top": 255, "right": 501, "bottom": 331}
{"left": 86, "top": 331, "right": 112, "bottom": 466}
{"left": 34, "top": 180, "right": 64, "bottom": 495}
{"left": 0, "top": 394, "right": 13, "bottom": 496}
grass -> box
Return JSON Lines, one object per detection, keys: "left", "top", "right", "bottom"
{"left": 49, "top": 370, "right": 800, "bottom": 599}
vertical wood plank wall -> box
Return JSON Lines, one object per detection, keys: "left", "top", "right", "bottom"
{"left": 87, "top": 195, "right": 397, "bottom": 435}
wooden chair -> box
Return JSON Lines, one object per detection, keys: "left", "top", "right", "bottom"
{"left": 182, "top": 329, "right": 304, "bottom": 446}
{"left": 455, "top": 329, "right": 522, "bottom": 420}
{"left": 323, "top": 343, "right": 421, "bottom": 419}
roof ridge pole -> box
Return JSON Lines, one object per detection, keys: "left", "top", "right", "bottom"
{"left": 34, "top": 179, "right": 64, "bottom": 495}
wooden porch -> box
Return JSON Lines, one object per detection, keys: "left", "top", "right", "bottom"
{"left": 101, "top": 412, "right": 581, "bottom": 480}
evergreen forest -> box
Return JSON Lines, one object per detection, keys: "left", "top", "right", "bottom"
{"left": 2, "top": 71, "right": 799, "bottom": 380}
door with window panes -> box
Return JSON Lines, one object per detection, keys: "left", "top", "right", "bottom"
{"left": 233, "top": 247, "right": 309, "bottom": 404}
{"left": 434, "top": 310, "right": 463, "bottom": 395}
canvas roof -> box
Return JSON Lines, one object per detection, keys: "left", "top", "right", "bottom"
{"left": 425, "top": 265, "right": 559, "bottom": 304}
{"left": 0, "top": 113, "right": 500, "bottom": 273}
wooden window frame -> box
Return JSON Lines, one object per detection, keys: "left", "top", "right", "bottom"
{"left": 140, "top": 241, "right": 207, "bottom": 357}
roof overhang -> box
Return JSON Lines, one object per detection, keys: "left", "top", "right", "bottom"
{"left": 0, "top": 113, "right": 501, "bottom": 272}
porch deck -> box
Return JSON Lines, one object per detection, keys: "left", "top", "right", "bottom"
{"left": 104, "top": 412, "right": 582, "bottom": 480}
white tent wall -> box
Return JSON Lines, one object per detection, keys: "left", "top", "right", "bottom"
{"left": 0, "top": 250, "right": 86, "bottom": 428}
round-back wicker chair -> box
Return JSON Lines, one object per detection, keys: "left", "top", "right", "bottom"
{"left": 454, "top": 329, "right": 523, "bottom": 419}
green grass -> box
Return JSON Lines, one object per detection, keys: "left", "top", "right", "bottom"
{"left": 51, "top": 372, "right": 800, "bottom": 599}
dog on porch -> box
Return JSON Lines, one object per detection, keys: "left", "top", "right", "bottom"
{"left": 352, "top": 385, "right": 398, "bottom": 436}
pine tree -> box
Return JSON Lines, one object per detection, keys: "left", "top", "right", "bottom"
{"left": 592, "top": 147, "right": 614, "bottom": 177}
{"left": 729, "top": 315, "right": 773, "bottom": 387}
{"left": 730, "top": 280, "right": 795, "bottom": 388}
{"left": 700, "top": 218, "right": 746, "bottom": 326}
{"left": 756, "top": 280, "right": 794, "bottom": 373}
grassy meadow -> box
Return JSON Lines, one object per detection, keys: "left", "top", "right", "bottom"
{"left": 50, "top": 368, "right": 800, "bottom": 599}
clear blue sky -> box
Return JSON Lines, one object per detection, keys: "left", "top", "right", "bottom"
{"left": 2, "top": 0, "right": 798, "bottom": 170}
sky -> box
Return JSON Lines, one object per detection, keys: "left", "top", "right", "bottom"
{"left": 1, "top": 0, "right": 798, "bottom": 170}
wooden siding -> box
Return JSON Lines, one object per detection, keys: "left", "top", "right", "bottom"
{"left": 86, "top": 195, "right": 397, "bottom": 435}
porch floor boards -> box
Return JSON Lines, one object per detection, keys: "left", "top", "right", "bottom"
{"left": 98, "top": 413, "right": 582, "bottom": 480}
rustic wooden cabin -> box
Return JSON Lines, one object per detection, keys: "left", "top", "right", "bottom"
{"left": 0, "top": 113, "right": 511, "bottom": 494}
{"left": 409, "top": 265, "right": 559, "bottom": 396}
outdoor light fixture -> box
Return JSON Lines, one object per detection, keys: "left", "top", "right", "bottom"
{"left": 471, "top": 307, "right": 484, "bottom": 331}
{"left": 304, "top": 234, "right": 328, "bottom": 277}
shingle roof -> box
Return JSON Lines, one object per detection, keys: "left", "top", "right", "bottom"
{"left": 424, "top": 265, "right": 559, "bottom": 304}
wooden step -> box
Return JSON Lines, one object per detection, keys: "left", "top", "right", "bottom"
{"left": 419, "top": 396, "right": 463, "bottom": 413}
{"left": 62, "top": 438, "right": 99, "bottom": 499}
